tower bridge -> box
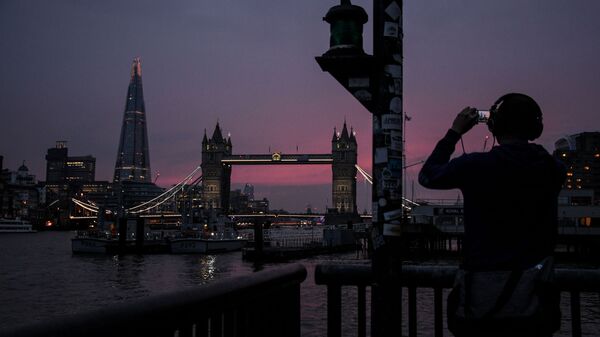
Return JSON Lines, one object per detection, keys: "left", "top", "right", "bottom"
{"left": 221, "top": 153, "right": 333, "bottom": 165}
{"left": 201, "top": 122, "right": 358, "bottom": 217}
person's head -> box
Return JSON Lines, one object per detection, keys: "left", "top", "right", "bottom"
{"left": 487, "top": 93, "right": 543, "bottom": 142}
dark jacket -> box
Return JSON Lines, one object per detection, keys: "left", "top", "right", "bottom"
{"left": 419, "top": 130, "right": 566, "bottom": 270}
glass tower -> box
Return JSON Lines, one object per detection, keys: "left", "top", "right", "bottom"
{"left": 113, "top": 57, "right": 152, "bottom": 183}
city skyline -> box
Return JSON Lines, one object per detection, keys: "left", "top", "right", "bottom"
{"left": 2, "top": 0, "right": 600, "bottom": 211}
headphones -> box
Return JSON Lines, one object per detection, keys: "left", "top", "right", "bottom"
{"left": 487, "top": 93, "right": 543, "bottom": 141}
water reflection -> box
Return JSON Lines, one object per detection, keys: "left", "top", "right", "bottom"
{"left": 1, "top": 232, "right": 598, "bottom": 337}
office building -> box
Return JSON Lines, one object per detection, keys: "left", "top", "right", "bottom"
{"left": 113, "top": 57, "right": 152, "bottom": 184}
{"left": 554, "top": 132, "right": 600, "bottom": 204}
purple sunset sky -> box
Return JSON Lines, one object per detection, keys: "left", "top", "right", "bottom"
{"left": 1, "top": 0, "right": 599, "bottom": 212}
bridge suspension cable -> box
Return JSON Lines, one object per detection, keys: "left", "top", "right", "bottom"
{"left": 127, "top": 169, "right": 202, "bottom": 214}
{"left": 70, "top": 166, "right": 203, "bottom": 215}
{"left": 126, "top": 165, "right": 202, "bottom": 212}
{"left": 71, "top": 198, "right": 99, "bottom": 213}
{"left": 355, "top": 164, "right": 372, "bottom": 184}
{"left": 355, "top": 164, "right": 419, "bottom": 207}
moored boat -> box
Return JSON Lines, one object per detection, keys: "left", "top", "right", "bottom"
{"left": 71, "top": 236, "right": 113, "bottom": 254}
{"left": 169, "top": 237, "right": 247, "bottom": 254}
{"left": 0, "top": 218, "right": 36, "bottom": 233}
{"left": 71, "top": 230, "right": 118, "bottom": 254}
{"left": 170, "top": 216, "right": 247, "bottom": 254}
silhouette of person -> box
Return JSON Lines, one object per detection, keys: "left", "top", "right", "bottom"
{"left": 419, "top": 93, "right": 566, "bottom": 336}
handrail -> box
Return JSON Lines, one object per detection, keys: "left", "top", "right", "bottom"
{"left": 4, "top": 263, "right": 307, "bottom": 337}
{"left": 315, "top": 263, "right": 600, "bottom": 337}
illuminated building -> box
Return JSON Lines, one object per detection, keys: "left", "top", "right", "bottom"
{"left": 45, "top": 141, "right": 68, "bottom": 184}
{"left": 248, "top": 198, "right": 269, "bottom": 214}
{"left": 45, "top": 141, "right": 96, "bottom": 184}
{"left": 65, "top": 157, "right": 95, "bottom": 182}
{"left": 113, "top": 57, "right": 152, "bottom": 184}
{"left": 243, "top": 183, "right": 255, "bottom": 200}
{"left": 44, "top": 141, "right": 97, "bottom": 227}
{"left": 112, "top": 58, "right": 162, "bottom": 209}
{"left": 554, "top": 132, "right": 600, "bottom": 204}
{"left": 229, "top": 189, "right": 249, "bottom": 213}
{"left": 0, "top": 160, "right": 44, "bottom": 221}
{"left": 229, "top": 188, "right": 270, "bottom": 214}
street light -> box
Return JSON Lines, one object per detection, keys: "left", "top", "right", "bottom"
{"left": 317, "top": 1, "right": 405, "bottom": 336}
{"left": 316, "top": 1, "right": 376, "bottom": 112}
{"left": 323, "top": 0, "right": 368, "bottom": 56}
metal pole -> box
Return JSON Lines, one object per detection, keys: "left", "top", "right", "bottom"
{"left": 371, "top": 1, "right": 404, "bottom": 336}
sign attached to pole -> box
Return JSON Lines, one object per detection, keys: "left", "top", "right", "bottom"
{"left": 381, "top": 114, "right": 402, "bottom": 130}
{"left": 383, "top": 223, "right": 402, "bottom": 236}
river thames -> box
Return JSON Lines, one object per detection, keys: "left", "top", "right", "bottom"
{"left": 1, "top": 231, "right": 598, "bottom": 336}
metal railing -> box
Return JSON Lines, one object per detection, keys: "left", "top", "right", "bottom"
{"left": 3, "top": 264, "right": 307, "bottom": 337}
{"left": 315, "top": 263, "right": 600, "bottom": 337}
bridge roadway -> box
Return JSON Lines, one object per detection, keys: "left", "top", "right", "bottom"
{"left": 135, "top": 213, "right": 373, "bottom": 220}
{"left": 221, "top": 153, "right": 333, "bottom": 165}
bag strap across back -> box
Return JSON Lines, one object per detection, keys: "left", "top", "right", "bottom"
{"left": 482, "top": 270, "right": 524, "bottom": 319}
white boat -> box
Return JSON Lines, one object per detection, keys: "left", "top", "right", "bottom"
{"left": 169, "top": 237, "right": 247, "bottom": 254}
{"left": 71, "top": 236, "right": 112, "bottom": 253}
{"left": 171, "top": 216, "right": 247, "bottom": 254}
{"left": 0, "top": 218, "right": 36, "bottom": 233}
{"left": 71, "top": 230, "right": 116, "bottom": 253}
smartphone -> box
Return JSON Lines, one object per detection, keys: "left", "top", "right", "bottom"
{"left": 477, "top": 110, "right": 490, "bottom": 123}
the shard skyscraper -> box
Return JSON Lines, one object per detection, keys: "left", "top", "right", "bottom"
{"left": 113, "top": 57, "right": 152, "bottom": 183}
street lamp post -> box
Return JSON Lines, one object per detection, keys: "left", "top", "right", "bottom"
{"left": 317, "top": 1, "right": 404, "bottom": 336}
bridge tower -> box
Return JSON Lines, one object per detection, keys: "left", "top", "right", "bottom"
{"left": 331, "top": 122, "right": 358, "bottom": 214}
{"left": 201, "top": 123, "right": 232, "bottom": 212}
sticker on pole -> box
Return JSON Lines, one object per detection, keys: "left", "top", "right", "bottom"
{"left": 383, "top": 223, "right": 402, "bottom": 237}
{"left": 371, "top": 227, "right": 386, "bottom": 249}
{"left": 375, "top": 147, "right": 388, "bottom": 164}
{"left": 390, "top": 130, "right": 402, "bottom": 151}
{"left": 349, "top": 77, "right": 370, "bottom": 88}
{"left": 354, "top": 90, "right": 372, "bottom": 101}
{"left": 384, "top": 64, "right": 402, "bottom": 79}
{"left": 383, "top": 208, "right": 403, "bottom": 221}
{"left": 384, "top": 22, "right": 399, "bottom": 37}
{"left": 382, "top": 114, "right": 402, "bottom": 130}
{"left": 389, "top": 96, "right": 402, "bottom": 113}
{"left": 385, "top": 2, "right": 402, "bottom": 20}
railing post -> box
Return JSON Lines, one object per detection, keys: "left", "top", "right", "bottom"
{"left": 223, "top": 309, "right": 235, "bottom": 337}
{"left": 118, "top": 216, "right": 127, "bottom": 251}
{"left": 327, "top": 285, "right": 342, "bottom": 337}
{"left": 196, "top": 317, "right": 209, "bottom": 337}
{"left": 570, "top": 291, "right": 582, "bottom": 337}
{"left": 135, "top": 216, "right": 144, "bottom": 253}
{"left": 287, "top": 283, "right": 302, "bottom": 337}
{"left": 179, "top": 324, "right": 193, "bottom": 337}
{"left": 408, "top": 286, "right": 417, "bottom": 337}
{"left": 254, "top": 219, "right": 263, "bottom": 260}
{"left": 210, "top": 313, "right": 223, "bottom": 337}
{"left": 371, "top": 282, "right": 403, "bottom": 337}
{"left": 434, "top": 288, "right": 443, "bottom": 337}
{"left": 358, "top": 285, "right": 367, "bottom": 337}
